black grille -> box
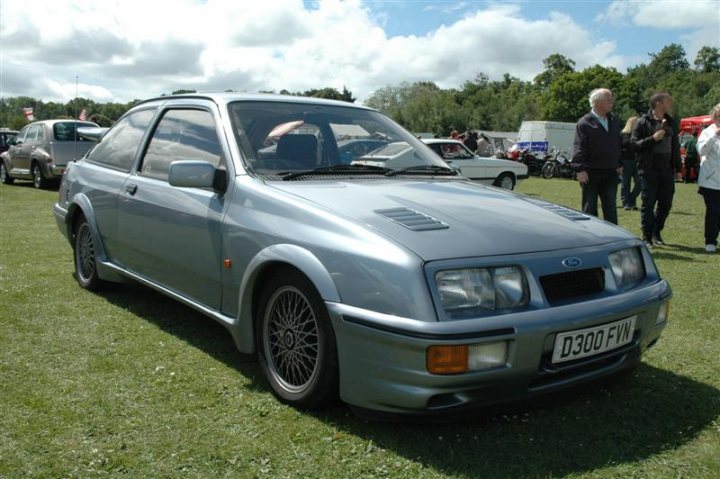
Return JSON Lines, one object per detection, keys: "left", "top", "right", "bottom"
{"left": 540, "top": 268, "right": 605, "bottom": 303}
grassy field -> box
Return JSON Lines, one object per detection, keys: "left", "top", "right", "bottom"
{"left": 1, "top": 177, "right": 718, "bottom": 478}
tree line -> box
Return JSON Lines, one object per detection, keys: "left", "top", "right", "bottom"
{"left": 365, "top": 44, "right": 719, "bottom": 135}
{"left": 1, "top": 44, "right": 717, "bottom": 135}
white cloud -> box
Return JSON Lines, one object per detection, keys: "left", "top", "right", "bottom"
{"left": 598, "top": 0, "right": 719, "bottom": 58}
{"left": 0, "top": 0, "right": 697, "bottom": 105}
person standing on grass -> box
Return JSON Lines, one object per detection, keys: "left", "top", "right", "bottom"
{"left": 620, "top": 116, "right": 641, "bottom": 210}
{"left": 697, "top": 103, "right": 720, "bottom": 253}
{"left": 572, "top": 88, "right": 622, "bottom": 224}
{"left": 632, "top": 91, "right": 682, "bottom": 249}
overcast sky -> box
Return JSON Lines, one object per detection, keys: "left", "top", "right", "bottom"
{"left": 1, "top": 0, "right": 717, "bottom": 104}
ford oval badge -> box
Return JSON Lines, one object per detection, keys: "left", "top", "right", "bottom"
{"left": 562, "top": 257, "right": 582, "bottom": 268}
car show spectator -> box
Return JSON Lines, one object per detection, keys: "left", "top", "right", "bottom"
{"left": 571, "top": 88, "right": 622, "bottom": 225}
{"left": 620, "top": 116, "right": 641, "bottom": 210}
{"left": 683, "top": 131, "right": 699, "bottom": 183}
{"left": 697, "top": 103, "right": 720, "bottom": 253}
{"left": 463, "top": 131, "right": 478, "bottom": 152}
{"left": 632, "top": 91, "right": 682, "bottom": 248}
{"left": 476, "top": 134, "right": 491, "bottom": 156}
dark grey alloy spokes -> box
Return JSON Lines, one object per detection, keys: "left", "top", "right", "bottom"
{"left": 264, "top": 286, "right": 320, "bottom": 392}
{"left": 77, "top": 224, "right": 96, "bottom": 282}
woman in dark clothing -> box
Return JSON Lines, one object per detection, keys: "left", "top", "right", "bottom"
{"left": 620, "top": 116, "right": 641, "bottom": 210}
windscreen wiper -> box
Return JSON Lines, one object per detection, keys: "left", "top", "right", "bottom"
{"left": 280, "top": 164, "right": 392, "bottom": 180}
{"left": 384, "top": 165, "right": 459, "bottom": 177}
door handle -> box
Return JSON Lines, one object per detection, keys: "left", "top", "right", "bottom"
{"left": 125, "top": 184, "right": 138, "bottom": 195}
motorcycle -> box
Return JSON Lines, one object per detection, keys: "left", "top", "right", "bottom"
{"left": 541, "top": 149, "right": 574, "bottom": 179}
{"left": 516, "top": 148, "right": 546, "bottom": 176}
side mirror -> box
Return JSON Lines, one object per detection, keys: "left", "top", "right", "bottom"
{"left": 169, "top": 161, "right": 226, "bottom": 192}
{"left": 7, "top": 138, "right": 17, "bottom": 146}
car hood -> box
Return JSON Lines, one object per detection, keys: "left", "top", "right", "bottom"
{"left": 269, "top": 179, "right": 632, "bottom": 261}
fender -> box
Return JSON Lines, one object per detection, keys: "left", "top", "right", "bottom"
{"left": 233, "top": 244, "right": 340, "bottom": 354}
{"left": 66, "top": 193, "right": 125, "bottom": 283}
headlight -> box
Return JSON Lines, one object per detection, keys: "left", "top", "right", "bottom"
{"left": 435, "top": 266, "right": 529, "bottom": 314}
{"left": 609, "top": 247, "right": 645, "bottom": 289}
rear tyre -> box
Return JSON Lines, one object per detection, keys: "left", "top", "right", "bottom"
{"left": 74, "top": 218, "right": 104, "bottom": 291}
{"left": 256, "top": 268, "right": 338, "bottom": 410}
{"left": 32, "top": 163, "right": 49, "bottom": 189}
{"left": 495, "top": 173, "right": 516, "bottom": 190}
{"left": 0, "top": 162, "right": 14, "bottom": 185}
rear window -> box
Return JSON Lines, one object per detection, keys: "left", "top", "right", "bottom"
{"left": 53, "top": 122, "right": 96, "bottom": 142}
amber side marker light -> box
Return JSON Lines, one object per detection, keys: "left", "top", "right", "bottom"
{"left": 427, "top": 342, "right": 509, "bottom": 374}
{"left": 427, "top": 345, "right": 469, "bottom": 374}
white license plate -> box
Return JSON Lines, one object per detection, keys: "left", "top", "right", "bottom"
{"left": 552, "top": 316, "right": 636, "bottom": 364}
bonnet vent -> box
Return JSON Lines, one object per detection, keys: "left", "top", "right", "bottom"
{"left": 541, "top": 204, "right": 591, "bottom": 221}
{"left": 376, "top": 207, "right": 449, "bottom": 231}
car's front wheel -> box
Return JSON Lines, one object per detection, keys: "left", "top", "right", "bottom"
{"left": 74, "top": 218, "right": 104, "bottom": 291}
{"left": 495, "top": 172, "right": 516, "bottom": 190}
{"left": 0, "top": 162, "right": 14, "bottom": 185}
{"left": 32, "top": 163, "right": 49, "bottom": 189}
{"left": 256, "top": 268, "right": 338, "bottom": 410}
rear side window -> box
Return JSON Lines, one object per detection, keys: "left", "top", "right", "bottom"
{"left": 53, "top": 122, "right": 94, "bottom": 142}
{"left": 140, "top": 109, "right": 223, "bottom": 182}
{"left": 87, "top": 109, "right": 155, "bottom": 171}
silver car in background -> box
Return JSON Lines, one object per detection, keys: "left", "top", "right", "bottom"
{"left": 54, "top": 94, "right": 670, "bottom": 415}
{"left": 1, "top": 120, "right": 98, "bottom": 188}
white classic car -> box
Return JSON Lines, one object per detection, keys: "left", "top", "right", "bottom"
{"left": 422, "top": 138, "right": 528, "bottom": 190}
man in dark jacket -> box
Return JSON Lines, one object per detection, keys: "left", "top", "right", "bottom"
{"left": 572, "top": 88, "right": 622, "bottom": 224}
{"left": 631, "top": 91, "right": 682, "bottom": 248}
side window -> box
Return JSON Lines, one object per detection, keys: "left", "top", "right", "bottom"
{"left": 24, "top": 125, "right": 39, "bottom": 143}
{"left": 140, "top": 109, "right": 223, "bottom": 182}
{"left": 15, "top": 127, "right": 28, "bottom": 143}
{"left": 35, "top": 125, "right": 45, "bottom": 142}
{"left": 87, "top": 109, "right": 155, "bottom": 171}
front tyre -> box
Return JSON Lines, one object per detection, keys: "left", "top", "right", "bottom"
{"left": 541, "top": 161, "right": 557, "bottom": 179}
{"left": 257, "top": 269, "right": 338, "bottom": 410}
{"left": 495, "top": 172, "right": 516, "bottom": 190}
{"left": 74, "top": 219, "right": 104, "bottom": 290}
{"left": 0, "top": 162, "right": 14, "bottom": 185}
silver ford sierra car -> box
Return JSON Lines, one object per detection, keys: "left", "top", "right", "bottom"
{"left": 54, "top": 93, "right": 671, "bottom": 415}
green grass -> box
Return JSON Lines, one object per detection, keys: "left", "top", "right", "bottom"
{"left": 1, "top": 177, "right": 718, "bottom": 478}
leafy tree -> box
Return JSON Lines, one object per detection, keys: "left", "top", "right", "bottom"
{"left": 534, "top": 54, "right": 576, "bottom": 90}
{"left": 694, "top": 46, "right": 720, "bottom": 73}
{"left": 649, "top": 43, "right": 690, "bottom": 75}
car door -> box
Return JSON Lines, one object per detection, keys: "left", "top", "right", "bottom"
{"left": 116, "top": 105, "right": 228, "bottom": 310}
{"left": 81, "top": 108, "right": 158, "bottom": 259}
{"left": 8, "top": 125, "right": 35, "bottom": 175}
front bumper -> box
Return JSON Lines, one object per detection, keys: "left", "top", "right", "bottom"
{"left": 327, "top": 279, "right": 670, "bottom": 414}
{"left": 53, "top": 203, "right": 70, "bottom": 241}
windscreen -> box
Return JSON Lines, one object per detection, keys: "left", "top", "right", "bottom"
{"left": 228, "top": 101, "right": 448, "bottom": 175}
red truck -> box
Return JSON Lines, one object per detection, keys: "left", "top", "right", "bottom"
{"left": 679, "top": 115, "right": 712, "bottom": 181}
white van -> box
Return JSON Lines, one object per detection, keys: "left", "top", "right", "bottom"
{"left": 516, "top": 121, "right": 575, "bottom": 156}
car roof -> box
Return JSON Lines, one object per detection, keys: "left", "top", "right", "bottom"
{"left": 25, "top": 120, "right": 98, "bottom": 127}
{"left": 135, "top": 92, "right": 376, "bottom": 111}
{"left": 421, "top": 138, "right": 463, "bottom": 145}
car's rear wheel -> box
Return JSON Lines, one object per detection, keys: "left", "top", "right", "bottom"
{"left": 495, "top": 173, "right": 515, "bottom": 190}
{"left": 256, "top": 268, "right": 338, "bottom": 409}
{"left": 32, "top": 163, "right": 49, "bottom": 189}
{"left": 0, "top": 162, "right": 13, "bottom": 185}
{"left": 74, "top": 218, "right": 103, "bottom": 291}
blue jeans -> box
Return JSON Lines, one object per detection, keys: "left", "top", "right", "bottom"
{"left": 581, "top": 169, "right": 618, "bottom": 224}
{"left": 621, "top": 159, "right": 641, "bottom": 207}
{"left": 640, "top": 170, "right": 675, "bottom": 240}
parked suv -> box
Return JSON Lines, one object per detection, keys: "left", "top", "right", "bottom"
{"left": 0, "top": 120, "right": 98, "bottom": 188}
